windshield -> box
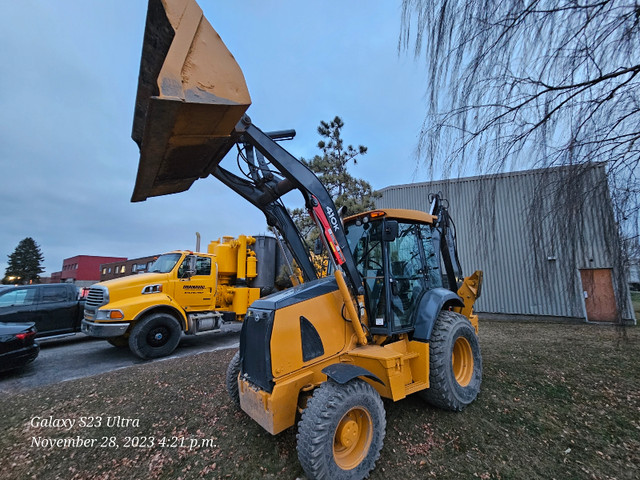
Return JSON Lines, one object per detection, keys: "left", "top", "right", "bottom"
{"left": 343, "top": 219, "right": 384, "bottom": 277}
{"left": 148, "top": 253, "right": 182, "bottom": 273}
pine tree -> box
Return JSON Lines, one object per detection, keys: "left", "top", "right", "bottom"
{"left": 3, "top": 237, "right": 45, "bottom": 284}
{"left": 292, "top": 116, "right": 380, "bottom": 242}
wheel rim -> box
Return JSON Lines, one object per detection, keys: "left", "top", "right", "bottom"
{"left": 147, "top": 326, "right": 170, "bottom": 347}
{"left": 452, "top": 336, "right": 474, "bottom": 387}
{"left": 333, "top": 407, "right": 373, "bottom": 470}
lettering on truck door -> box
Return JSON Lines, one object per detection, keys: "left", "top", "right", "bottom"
{"left": 173, "top": 256, "right": 216, "bottom": 311}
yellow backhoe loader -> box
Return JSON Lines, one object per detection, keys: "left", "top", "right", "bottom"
{"left": 131, "top": 1, "right": 483, "bottom": 478}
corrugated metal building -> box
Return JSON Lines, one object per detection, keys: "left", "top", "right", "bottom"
{"left": 377, "top": 163, "right": 636, "bottom": 323}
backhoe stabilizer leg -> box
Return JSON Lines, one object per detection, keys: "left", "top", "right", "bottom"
{"left": 454, "top": 270, "right": 483, "bottom": 331}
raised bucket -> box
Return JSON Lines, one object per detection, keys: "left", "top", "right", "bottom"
{"left": 131, "top": 0, "right": 251, "bottom": 202}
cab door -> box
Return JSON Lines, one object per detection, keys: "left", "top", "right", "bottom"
{"left": 385, "top": 222, "right": 427, "bottom": 332}
{"left": 172, "top": 255, "right": 216, "bottom": 311}
{"left": 347, "top": 219, "right": 427, "bottom": 335}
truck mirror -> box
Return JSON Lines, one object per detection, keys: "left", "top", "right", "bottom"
{"left": 313, "top": 237, "right": 324, "bottom": 255}
{"left": 185, "top": 255, "right": 198, "bottom": 278}
{"left": 382, "top": 220, "right": 399, "bottom": 242}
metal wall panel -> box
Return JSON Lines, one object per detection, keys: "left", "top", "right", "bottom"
{"left": 377, "top": 164, "right": 634, "bottom": 320}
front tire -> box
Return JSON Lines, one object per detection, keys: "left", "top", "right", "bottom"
{"left": 420, "top": 310, "right": 482, "bottom": 411}
{"left": 297, "top": 379, "right": 385, "bottom": 480}
{"left": 226, "top": 351, "right": 241, "bottom": 408}
{"left": 128, "top": 313, "right": 182, "bottom": 359}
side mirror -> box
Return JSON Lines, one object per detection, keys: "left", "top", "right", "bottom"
{"left": 313, "top": 237, "right": 324, "bottom": 255}
{"left": 382, "top": 220, "right": 399, "bottom": 242}
{"left": 185, "top": 255, "right": 198, "bottom": 278}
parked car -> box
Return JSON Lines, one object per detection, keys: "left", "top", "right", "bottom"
{"left": 0, "top": 284, "right": 86, "bottom": 338}
{"left": 0, "top": 322, "right": 39, "bottom": 372}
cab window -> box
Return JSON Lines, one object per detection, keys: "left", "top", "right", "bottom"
{"left": 195, "top": 257, "right": 211, "bottom": 276}
{"left": 0, "top": 288, "right": 37, "bottom": 307}
{"left": 41, "top": 286, "right": 68, "bottom": 303}
{"left": 177, "top": 256, "right": 211, "bottom": 278}
{"left": 345, "top": 220, "right": 386, "bottom": 326}
{"left": 419, "top": 225, "right": 443, "bottom": 289}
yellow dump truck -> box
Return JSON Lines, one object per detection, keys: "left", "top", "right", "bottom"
{"left": 81, "top": 235, "right": 280, "bottom": 359}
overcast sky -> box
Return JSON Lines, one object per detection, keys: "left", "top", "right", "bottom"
{"left": 1, "top": 0, "right": 430, "bottom": 276}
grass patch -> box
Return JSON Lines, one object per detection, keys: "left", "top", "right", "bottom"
{"left": 1, "top": 322, "right": 639, "bottom": 479}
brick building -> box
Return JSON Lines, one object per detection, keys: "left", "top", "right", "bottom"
{"left": 100, "top": 255, "right": 159, "bottom": 282}
{"left": 53, "top": 255, "right": 127, "bottom": 288}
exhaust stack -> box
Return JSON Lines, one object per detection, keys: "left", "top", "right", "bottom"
{"left": 131, "top": 0, "right": 251, "bottom": 202}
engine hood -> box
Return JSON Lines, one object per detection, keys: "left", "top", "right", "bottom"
{"left": 100, "top": 273, "right": 171, "bottom": 302}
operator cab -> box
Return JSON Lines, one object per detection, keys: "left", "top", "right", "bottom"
{"left": 342, "top": 208, "right": 459, "bottom": 336}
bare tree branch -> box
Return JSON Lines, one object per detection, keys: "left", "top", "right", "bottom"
{"left": 401, "top": 0, "right": 639, "bottom": 323}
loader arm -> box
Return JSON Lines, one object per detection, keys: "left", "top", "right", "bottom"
{"left": 213, "top": 117, "right": 364, "bottom": 296}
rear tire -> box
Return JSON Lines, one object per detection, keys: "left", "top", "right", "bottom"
{"left": 297, "top": 379, "right": 385, "bottom": 480}
{"left": 107, "top": 336, "right": 128, "bottom": 348}
{"left": 226, "top": 351, "right": 241, "bottom": 408}
{"left": 128, "top": 313, "right": 182, "bottom": 359}
{"left": 420, "top": 310, "right": 482, "bottom": 411}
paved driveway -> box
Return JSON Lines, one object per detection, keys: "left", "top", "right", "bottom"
{"left": 0, "top": 324, "right": 241, "bottom": 393}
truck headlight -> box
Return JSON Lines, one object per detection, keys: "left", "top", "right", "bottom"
{"left": 96, "top": 309, "right": 125, "bottom": 320}
{"left": 142, "top": 284, "right": 163, "bottom": 294}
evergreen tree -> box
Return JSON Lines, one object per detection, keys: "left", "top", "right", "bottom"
{"left": 3, "top": 237, "right": 45, "bottom": 284}
{"left": 292, "top": 116, "right": 380, "bottom": 242}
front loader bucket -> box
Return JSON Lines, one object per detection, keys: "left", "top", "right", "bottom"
{"left": 131, "top": 0, "right": 251, "bottom": 202}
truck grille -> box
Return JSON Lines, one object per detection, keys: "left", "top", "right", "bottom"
{"left": 86, "top": 286, "right": 108, "bottom": 308}
{"left": 240, "top": 308, "right": 274, "bottom": 393}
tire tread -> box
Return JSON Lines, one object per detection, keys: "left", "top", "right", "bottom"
{"left": 226, "top": 351, "right": 241, "bottom": 408}
{"left": 420, "top": 310, "right": 482, "bottom": 411}
{"left": 128, "top": 313, "right": 181, "bottom": 359}
{"left": 297, "top": 379, "right": 385, "bottom": 480}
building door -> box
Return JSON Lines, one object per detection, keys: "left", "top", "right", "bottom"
{"left": 579, "top": 268, "right": 617, "bottom": 322}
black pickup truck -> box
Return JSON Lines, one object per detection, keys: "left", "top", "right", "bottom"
{"left": 0, "top": 284, "right": 85, "bottom": 338}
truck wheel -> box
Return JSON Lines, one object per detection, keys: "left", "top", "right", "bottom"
{"left": 420, "top": 310, "right": 482, "bottom": 411}
{"left": 107, "top": 336, "right": 128, "bottom": 348}
{"left": 226, "top": 351, "right": 241, "bottom": 408}
{"left": 128, "top": 313, "right": 182, "bottom": 359}
{"left": 297, "top": 379, "right": 385, "bottom": 480}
